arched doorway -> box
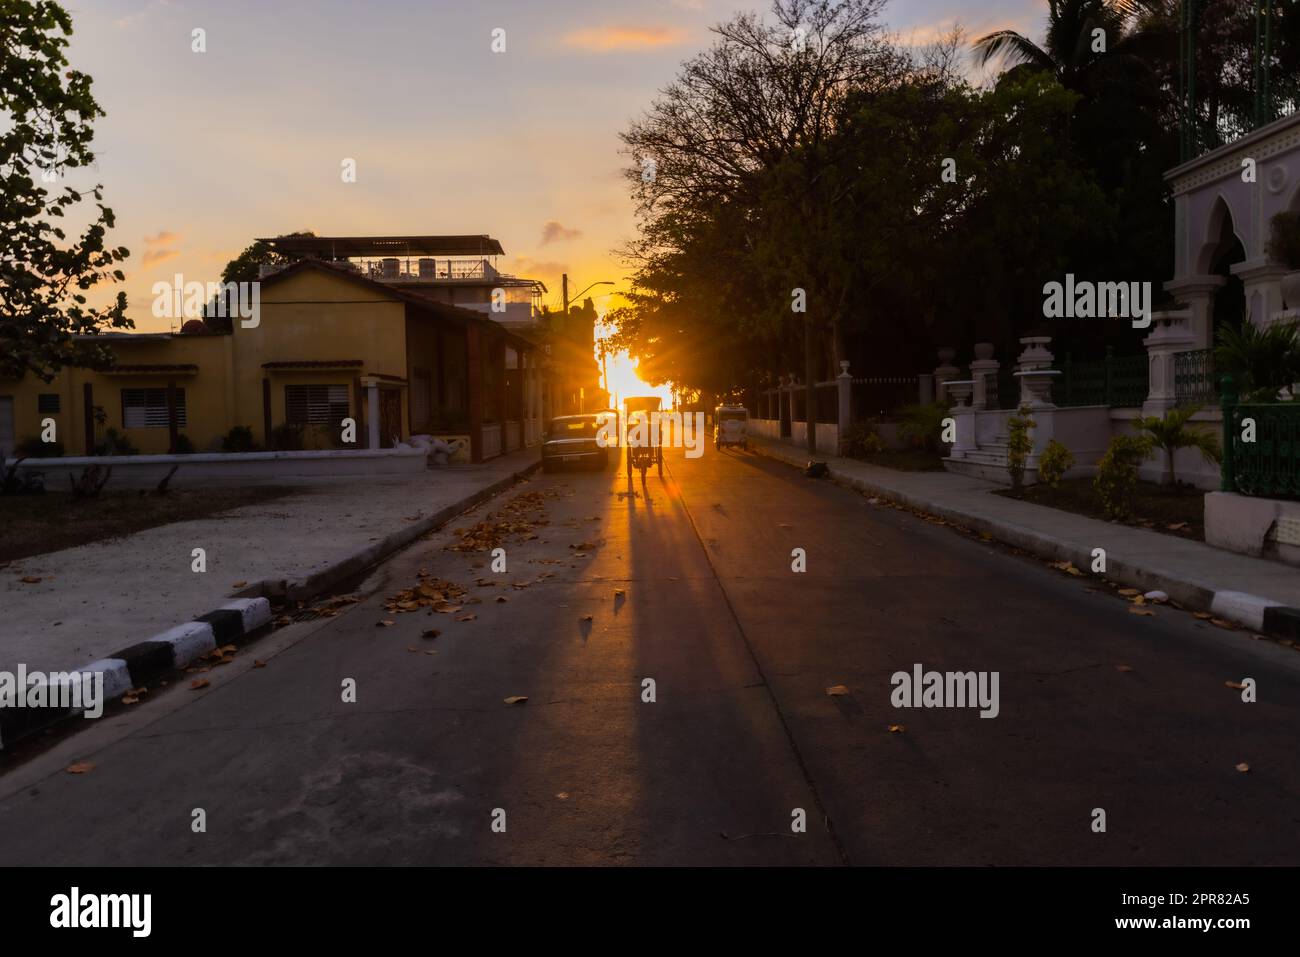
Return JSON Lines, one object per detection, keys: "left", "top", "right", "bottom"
{"left": 1199, "top": 198, "right": 1247, "bottom": 339}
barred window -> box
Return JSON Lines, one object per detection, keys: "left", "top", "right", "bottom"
{"left": 122, "top": 388, "right": 186, "bottom": 428}
{"left": 285, "top": 384, "right": 349, "bottom": 426}
{"left": 37, "top": 393, "right": 60, "bottom": 414}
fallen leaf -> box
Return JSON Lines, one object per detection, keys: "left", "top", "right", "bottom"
{"left": 1193, "top": 612, "right": 1213, "bottom": 620}
{"left": 496, "top": 596, "right": 508, "bottom": 603}
{"left": 1225, "top": 680, "right": 1247, "bottom": 690}
{"left": 826, "top": 684, "right": 849, "bottom": 696}
{"left": 887, "top": 724, "right": 905, "bottom": 733}
{"left": 1118, "top": 588, "right": 1141, "bottom": 597}
{"left": 253, "top": 660, "right": 266, "bottom": 668}
{"left": 1167, "top": 522, "right": 1188, "bottom": 531}
{"left": 421, "top": 629, "right": 440, "bottom": 639}
{"left": 376, "top": 620, "right": 396, "bottom": 627}
{"left": 556, "top": 791, "right": 570, "bottom": 799}
{"left": 457, "top": 614, "right": 477, "bottom": 622}
{"left": 504, "top": 695, "right": 528, "bottom": 705}
{"left": 19, "top": 576, "right": 41, "bottom": 584}
{"left": 1209, "top": 618, "right": 1238, "bottom": 630}
{"left": 1128, "top": 607, "right": 1154, "bottom": 616}
{"left": 65, "top": 761, "right": 94, "bottom": 774}
{"left": 1235, "top": 762, "right": 1250, "bottom": 773}
{"left": 1116, "top": 664, "right": 1133, "bottom": 672}
{"left": 189, "top": 679, "right": 210, "bottom": 690}
{"left": 231, "top": 580, "right": 247, "bottom": 588}
{"left": 121, "top": 695, "right": 140, "bottom": 705}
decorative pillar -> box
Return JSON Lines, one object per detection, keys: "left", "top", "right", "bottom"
{"left": 1016, "top": 336, "right": 1054, "bottom": 406}
{"left": 934, "top": 347, "right": 959, "bottom": 401}
{"left": 944, "top": 380, "right": 976, "bottom": 458}
{"left": 1231, "top": 259, "right": 1289, "bottom": 327}
{"left": 969, "top": 343, "right": 999, "bottom": 411}
{"left": 836, "top": 361, "right": 852, "bottom": 454}
{"left": 1141, "top": 310, "right": 1196, "bottom": 415}
{"left": 1164, "top": 275, "right": 1225, "bottom": 348}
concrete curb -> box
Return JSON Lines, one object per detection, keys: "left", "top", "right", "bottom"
{"left": 750, "top": 440, "right": 1300, "bottom": 636}
{"left": 0, "top": 598, "right": 270, "bottom": 750}
{"left": 1, "top": 457, "right": 541, "bottom": 751}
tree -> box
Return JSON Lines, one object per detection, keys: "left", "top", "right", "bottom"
{"left": 219, "top": 231, "right": 316, "bottom": 286}
{"left": 0, "top": 0, "right": 130, "bottom": 381}
{"left": 620, "top": 0, "right": 905, "bottom": 452}
{"left": 1134, "top": 405, "right": 1221, "bottom": 487}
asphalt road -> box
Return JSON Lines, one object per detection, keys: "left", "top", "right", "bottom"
{"left": 2, "top": 446, "right": 1298, "bottom": 865}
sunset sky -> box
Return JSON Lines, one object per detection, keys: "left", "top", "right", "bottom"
{"left": 64, "top": 0, "right": 1040, "bottom": 332}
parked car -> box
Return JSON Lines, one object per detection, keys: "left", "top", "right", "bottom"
{"left": 542, "top": 412, "right": 618, "bottom": 473}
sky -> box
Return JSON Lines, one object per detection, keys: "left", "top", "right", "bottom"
{"left": 60, "top": 0, "right": 1042, "bottom": 332}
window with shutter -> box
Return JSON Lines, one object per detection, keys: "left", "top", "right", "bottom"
{"left": 285, "top": 384, "right": 349, "bottom": 426}
{"left": 121, "top": 388, "right": 186, "bottom": 428}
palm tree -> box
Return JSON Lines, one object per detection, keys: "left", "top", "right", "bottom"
{"left": 972, "top": 1, "right": 1164, "bottom": 97}
{"left": 1133, "top": 406, "right": 1222, "bottom": 488}
{"left": 1213, "top": 319, "right": 1300, "bottom": 402}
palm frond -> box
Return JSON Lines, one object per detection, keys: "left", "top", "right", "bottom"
{"left": 971, "top": 30, "right": 1055, "bottom": 72}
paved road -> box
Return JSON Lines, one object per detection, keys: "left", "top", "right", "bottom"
{"left": 2, "top": 447, "right": 1299, "bottom": 865}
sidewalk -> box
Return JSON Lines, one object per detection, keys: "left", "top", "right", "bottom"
{"left": 751, "top": 437, "right": 1300, "bottom": 634}
{"left": 3, "top": 449, "right": 539, "bottom": 674}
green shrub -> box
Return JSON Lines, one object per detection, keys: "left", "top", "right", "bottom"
{"left": 841, "top": 421, "right": 885, "bottom": 457}
{"left": 93, "top": 428, "right": 137, "bottom": 456}
{"left": 221, "top": 425, "right": 257, "bottom": 453}
{"left": 1036, "top": 439, "right": 1074, "bottom": 488}
{"left": 270, "top": 422, "right": 305, "bottom": 451}
{"left": 1266, "top": 210, "right": 1300, "bottom": 269}
{"left": 1093, "top": 434, "right": 1152, "bottom": 520}
{"left": 898, "top": 400, "right": 952, "bottom": 453}
{"left": 1133, "top": 406, "right": 1220, "bottom": 487}
{"left": 15, "top": 435, "right": 64, "bottom": 458}
{"left": 1006, "top": 404, "right": 1036, "bottom": 490}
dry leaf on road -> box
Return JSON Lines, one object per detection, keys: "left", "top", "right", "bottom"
{"left": 1235, "top": 762, "right": 1250, "bottom": 773}
{"left": 421, "top": 629, "right": 440, "bottom": 639}
{"left": 376, "top": 620, "right": 395, "bottom": 628}
{"left": 826, "top": 685, "right": 849, "bottom": 696}
{"left": 1225, "top": 680, "right": 1247, "bottom": 690}
{"left": 504, "top": 695, "right": 528, "bottom": 705}
{"left": 1128, "top": 607, "right": 1154, "bottom": 616}
{"left": 65, "top": 761, "right": 94, "bottom": 774}
{"left": 1116, "top": 665, "right": 1134, "bottom": 672}
{"left": 189, "top": 679, "right": 210, "bottom": 690}
{"left": 457, "top": 614, "right": 477, "bottom": 622}
{"left": 19, "top": 576, "right": 41, "bottom": 584}
{"left": 887, "top": 724, "right": 905, "bottom": 733}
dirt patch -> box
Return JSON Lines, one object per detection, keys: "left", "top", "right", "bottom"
{"left": 994, "top": 477, "right": 1205, "bottom": 542}
{"left": 0, "top": 486, "right": 295, "bottom": 564}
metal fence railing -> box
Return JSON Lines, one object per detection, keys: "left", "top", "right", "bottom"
{"left": 1174, "top": 348, "right": 1216, "bottom": 406}
{"left": 1052, "top": 349, "right": 1149, "bottom": 409}
{"left": 1223, "top": 388, "right": 1300, "bottom": 500}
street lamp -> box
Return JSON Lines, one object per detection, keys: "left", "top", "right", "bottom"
{"left": 561, "top": 274, "right": 615, "bottom": 315}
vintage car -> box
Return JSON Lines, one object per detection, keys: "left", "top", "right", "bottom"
{"left": 541, "top": 411, "right": 618, "bottom": 473}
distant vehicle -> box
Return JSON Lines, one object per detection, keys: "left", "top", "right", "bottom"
{"left": 714, "top": 405, "right": 749, "bottom": 451}
{"left": 542, "top": 412, "right": 617, "bottom": 473}
{"left": 623, "top": 395, "right": 663, "bottom": 480}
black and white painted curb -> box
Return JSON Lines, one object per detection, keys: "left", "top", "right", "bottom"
{"left": 751, "top": 440, "right": 1300, "bottom": 640}
{"left": 0, "top": 597, "right": 271, "bottom": 750}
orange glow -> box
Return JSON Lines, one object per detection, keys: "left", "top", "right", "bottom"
{"left": 598, "top": 339, "right": 674, "bottom": 411}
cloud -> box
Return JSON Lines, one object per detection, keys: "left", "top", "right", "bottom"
{"left": 141, "top": 248, "right": 181, "bottom": 267}
{"left": 563, "top": 25, "right": 689, "bottom": 52}
{"left": 540, "top": 220, "right": 583, "bottom": 245}
{"left": 143, "top": 230, "right": 179, "bottom": 246}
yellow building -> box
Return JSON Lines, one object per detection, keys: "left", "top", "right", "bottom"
{"left": 1, "top": 237, "right": 547, "bottom": 463}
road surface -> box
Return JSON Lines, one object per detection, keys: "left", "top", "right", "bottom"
{"left": 2, "top": 446, "right": 1298, "bottom": 865}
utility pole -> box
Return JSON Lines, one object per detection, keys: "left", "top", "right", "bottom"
{"left": 562, "top": 273, "right": 569, "bottom": 316}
